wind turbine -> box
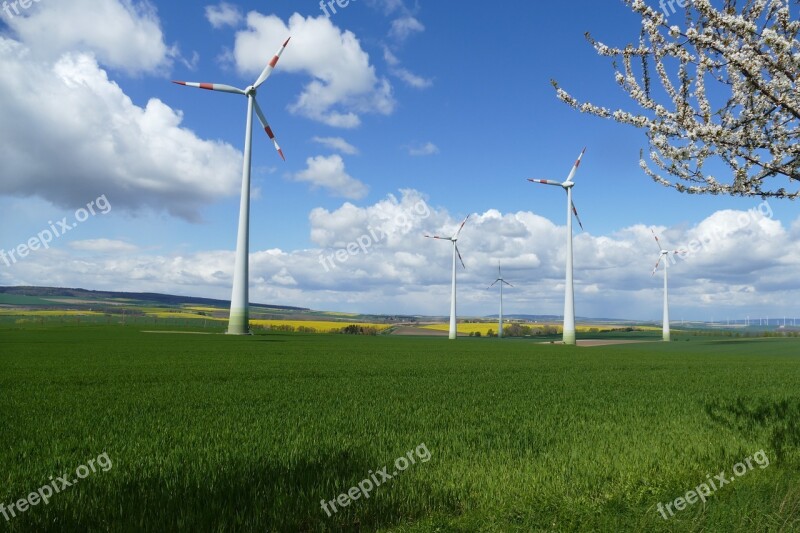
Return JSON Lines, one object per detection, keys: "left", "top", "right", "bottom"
{"left": 488, "top": 264, "right": 513, "bottom": 338}
{"left": 650, "top": 229, "right": 685, "bottom": 342}
{"left": 173, "top": 37, "right": 291, "bottom": 335}
{"left": 425, "top": 216, "right": 470, "bottom": 340}
{"left": 527, "top": 148, "right": 586, "bottom": 345}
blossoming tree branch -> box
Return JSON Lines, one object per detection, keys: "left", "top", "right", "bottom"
{"left": 553, "top": 0, "right": 799, "bottom": 199}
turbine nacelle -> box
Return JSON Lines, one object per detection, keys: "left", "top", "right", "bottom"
{"left": 172, "top": 37, "right": 291, "bottom": 162}
{"left": 526, "top": 149, "right": 586, "bottom": 231}
{"left": 650, "top": 229, "right": 686, "bottom": 275}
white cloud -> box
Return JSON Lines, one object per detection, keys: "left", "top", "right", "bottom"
{"left": 0, "top": 39, "right": 243, "bottom": 221}
{"left": 389, "top": 16, "right": 425, "bottom": 41}
{"left": 233, "top": 12, "right": 395, "bottom": 128}
{"left": 4, "top": 0, "right": 174, "bottom": 75}
{"left": 70, "top": 239, "right": 138, "bottom": 253}
{"left": 383, "top": 47, "right": 432, "bottom": 88}
{"left": 291, "top": 155, "right": 368, "bottom": 199}
{"left": 393, "top": 68, "right": 432, "bottom": 88}
{"left": 2, "top": 191, "right": 798, "bottom": 320}
{"left": 312, "top": 136, "right": 359, "bottom": 155}
{"left": 408, "top": 142, "right": 439, "bottom": 156}
{"left": 205, "top": 2, "right": 243, "bottom": 28}
{"left": 383, "top": 47, "right": 400, "bottom": 67}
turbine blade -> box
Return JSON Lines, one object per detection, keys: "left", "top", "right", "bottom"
{"left": 571, "top": 201, "right": 584, "bottom": 231}
{"left": 651, "top": 228, "right": 664, "bottom": 252}
{"left": 652, "top": 255, "right": 662, "bottom": 276}
{"left": 424, "top": 235, "right": 450, "bottom": 240}
{"left": 502, "top": 280, "right": 513, "bottom": 287}
{"left": 455, "top": 244, "right": 466, "bottom": 269}
{"left": 565, "top": 147, "right": 587, "bottom": 182}
{"left": 253, "top": 99, "right": 285, "bottom": 161}
{"left": 172, "top": 81, "right": 245, "bottom": 95}
{"left": 453, "top": 215, "right": 470, "bottom": 240}
{"left": 527, "top": 179, "right": 562, "bottom": 186}
{"left": 253, "top": 37, "right": 291, "bottom": 88}
{"left": 489, "top": 280, "right": 499, "bottom": 288}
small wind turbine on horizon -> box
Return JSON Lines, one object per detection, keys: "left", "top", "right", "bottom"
{"left": 488, "top": 264, "right": 513, "bottom": 338}
{"left": 425, "top": 216, "right": 470, "bottom": 340}
{"left": 527, "top": 148, "right": 587, "bottom": 345}
{"left": 650, "top": 229, "right": 685, "bottom": 342}
{"left": 172, "top": 37, "right": 291, "bottom": 335}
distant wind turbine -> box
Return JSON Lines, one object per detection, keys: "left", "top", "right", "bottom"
{"left": 488, "top": 264, "right": 513, "bottom": 338}
{"left": 527, "top": 148, "right": 587, "bottom": 345}
{"left": 173, "top": 37, "right": 291, "bottom": 335}
{"left": 650, "top": 229, "right": 685, "bottom": 342}
{"left": 426, "top": 216, "right": 470, "bottom": 340}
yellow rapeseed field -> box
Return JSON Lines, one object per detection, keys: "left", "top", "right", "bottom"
{"left": 421, "top": 323, "right": 506, "bottom": 335}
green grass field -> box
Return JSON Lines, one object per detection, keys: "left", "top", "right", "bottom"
{"left": 1, "top": 325, "right": 799, "bottom": 531}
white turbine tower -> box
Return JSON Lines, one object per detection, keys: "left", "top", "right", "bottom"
{"left": 650, "top": 229, "right": 685, "bottom": 342}
{"left": 527, "top": 148, "right": 586, "bottom": 345}
{"left": 173, "top": 37, "right": 291, "bottom": 335}
{"left": 426, "top": 216, "right": 470, "bottom": 340}
{"left": 488, "top": 264, "right": 513, "bottom": 338}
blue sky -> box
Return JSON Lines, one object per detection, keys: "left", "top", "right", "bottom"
{"left": 1, "top": 0, "right": 798, "bottom": 321}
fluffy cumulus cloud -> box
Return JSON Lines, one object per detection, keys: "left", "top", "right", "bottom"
{"left": 2, "top": 192, "right": 798, "bottom": 319}
{"left": 291, "top": 155, "right": 368, "bottom": 199}
{"left": 233, "top": 12, "right": 394, "bottom": 128}
{"left": 312, "top": 136, "right": 359, "bottom": 155}
{"left": 205, "top": 2, "right": 243, "bottom": 29}
{"left": 389, "top": 16, "right": 425, "bottom": 41}
{"left": 3, "top": 0, "right": 175, "bottom": 75}
{"left": 0, "top": 38, "right": 243, "bottom": 221}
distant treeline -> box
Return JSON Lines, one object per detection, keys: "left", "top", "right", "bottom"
{"left": 254, "top": 324, "right": 381, "bottom": 336}
{"left": 690, "top": 330, "right": 800, "bottom": 338}
{"left": 470, "top": 324, "right": 647, "bottom": 338}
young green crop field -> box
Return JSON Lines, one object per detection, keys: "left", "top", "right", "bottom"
{"left": 1, "top": 325, "right": 799, "bottom": 532}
